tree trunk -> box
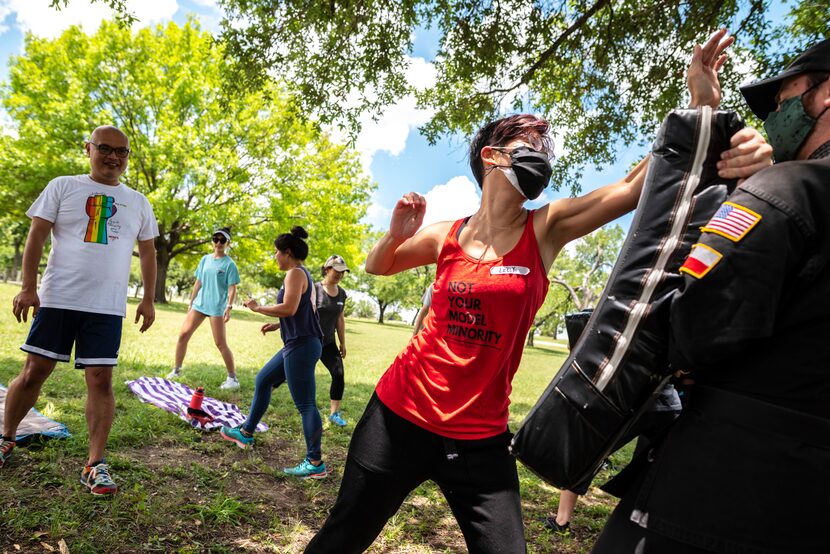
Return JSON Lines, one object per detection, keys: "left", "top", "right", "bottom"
{"left": 155, "top": 239, "right": 170, "bottom": 303}
{"left": 526, "top": 329, "right": 535, "bottom": 347}
{"left": 377, "top": 301, "right": 386, "bottom": 324}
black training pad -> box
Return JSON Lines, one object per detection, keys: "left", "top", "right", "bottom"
{"left": 510, "top": 108, "right": 745, "bottom": 489}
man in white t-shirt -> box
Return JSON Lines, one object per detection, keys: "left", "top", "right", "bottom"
{"left": 0, "top": 126, "right": 159, "bottom": 496}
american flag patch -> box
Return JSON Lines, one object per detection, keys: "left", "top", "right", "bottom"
{"left": 680, "top": 243, "right": 722, "bottom": 279}
{"left": 701, "top": 201, "right": 761, "bottom": 242}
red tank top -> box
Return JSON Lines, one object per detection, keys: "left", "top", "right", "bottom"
{"left": 376, "top": 211, "right": 550, "bottom": 439}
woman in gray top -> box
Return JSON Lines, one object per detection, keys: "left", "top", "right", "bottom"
{"left": 315, "top": 255, "right": 349, "bottom": 427}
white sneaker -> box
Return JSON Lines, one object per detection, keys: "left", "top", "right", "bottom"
{"left": 166, "top": 368, "right": 181, "bottom": 380}
{"left": 219, "top": 376, "right": 240, "bottom": 390}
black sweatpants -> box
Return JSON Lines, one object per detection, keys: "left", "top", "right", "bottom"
{"left": 305, "top": 393, "right": 527, "bottom": 553}
{"left": 319, "top": 342, "right": 345, "bottom": 401}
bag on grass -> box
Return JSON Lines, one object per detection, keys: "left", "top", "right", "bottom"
{"left": 0, "top": 383, "right": 71, "bottom": 444}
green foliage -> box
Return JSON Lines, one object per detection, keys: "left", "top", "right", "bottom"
{"left": 552, "top": 224, "right": 625, "bottom": 310}
{"left": 348, "top": 298, "right": 376, "bottom": 319}
{"left": 49, "top": 0, "right": 137, "bottom": 26}
{"left": 0, "top": 20, "right": 374, "bottom": 301}
{"left": 190, "top": 494, "right": 252, "bottom": 526}
{"left": 213, "top": 0, "right": 821, "bottom": 193}
{"left": 353, "top": 264, "right": 434, "bottom": 324}
{"left": 528, "top": 224, "right": 624, "bottom": 345}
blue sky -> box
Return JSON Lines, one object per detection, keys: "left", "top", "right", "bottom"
{"left": 0, "top": 0, "right": 788, "bottom": 236}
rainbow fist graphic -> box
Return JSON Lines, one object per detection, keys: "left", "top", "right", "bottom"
{"left": 85, "top": 194, "right": 117, "bottom": 244}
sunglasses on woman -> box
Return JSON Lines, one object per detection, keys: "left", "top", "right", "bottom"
{"left": 212, "top": 235, "right": 227, "bottom": 244}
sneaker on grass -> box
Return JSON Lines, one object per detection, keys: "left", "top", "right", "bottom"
{"left": 166, "top": 367, "right": 181, "bottom": 380}
{"left": 328, "top": 411, "right": 347, "bottom": 427}
{"left": 219, "top": 376, "right": 240, "bottom": 390}
{"left": 283, "top": 458, "right": 327, "bottom": 479}
{"left": 0, "top": 438, "right": 15, "bottom": 469}
{"left": 80, "top": 461, "right": 118, "bottom": 496}
{"left": 542, "top": 516, "right": 571, "bottom": 535}
{"left": 220, "top": 425, "right": 253, "bottom": 449}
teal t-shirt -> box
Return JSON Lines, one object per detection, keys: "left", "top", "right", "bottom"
{"left": 191, "top": 254, "right": 240, "bottom": 317}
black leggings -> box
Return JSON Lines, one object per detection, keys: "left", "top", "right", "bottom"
{"left": 305, "top": 394, "right": 527, "bottom": 554}
{"left": 319, "top": 342, "right": 344, "bottom": 401}
{"left": 276, "top": 342, "right": 344, "bottom": 400}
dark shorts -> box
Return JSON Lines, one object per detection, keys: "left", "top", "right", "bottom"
{"left": 21, "top": 307, "right": 123, "bottom": 368}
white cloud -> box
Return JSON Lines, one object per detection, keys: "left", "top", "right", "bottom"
{"left": 0, "top": 5, "right": 12, "bottom": 34}
{"left": 351, "top": 55, "right": 437, "bottom": 172}
{"left": 0, "top": 0, "right": 179, "bottom": 39}
{"left": 365, "top": 194, "right": 392, "bottom": 229}
{"left": 365, "top": 175, "right": 480, "bottom": 232}
{"left": 420, "top": 175, "right": 480, "bottom": 228}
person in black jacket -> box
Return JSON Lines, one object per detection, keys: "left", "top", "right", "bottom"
{"left": 593, "top": 35, "right": 830, "bottom": 554}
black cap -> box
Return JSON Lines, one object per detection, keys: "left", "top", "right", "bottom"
{"left": 740, "top": 38, "right": 830, "bottom": 121}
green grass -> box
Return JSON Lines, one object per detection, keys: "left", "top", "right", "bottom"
{"left": 0, "top": 282, "right": 627, "bottom": 553}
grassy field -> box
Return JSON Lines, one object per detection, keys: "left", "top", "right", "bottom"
{"left": 0, "top": 281, "right": 630, "bottom": 553}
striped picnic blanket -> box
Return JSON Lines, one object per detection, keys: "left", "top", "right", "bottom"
{"left": 125, "top": 377, "right": 268, "bottom": 432}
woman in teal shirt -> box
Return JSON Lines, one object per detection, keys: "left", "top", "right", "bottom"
{"left": 167, "top": 227, "right": 241, "bottom": 390}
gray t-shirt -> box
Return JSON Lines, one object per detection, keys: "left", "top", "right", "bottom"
{"left": 316, "top": 283, "right": 347, "bottom": 345}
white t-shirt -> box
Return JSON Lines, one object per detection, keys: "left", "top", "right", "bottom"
{"left": 26, "top": 175, "right": 159, "bottom": 316}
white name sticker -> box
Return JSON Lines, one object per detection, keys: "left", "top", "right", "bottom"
{"left": 490, "top": 265, "right": 530, "bottom": 275}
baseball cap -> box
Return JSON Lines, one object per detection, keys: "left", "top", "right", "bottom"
{"left": 740, "top": 38, "right": 830, "bottom": 121}
{"left": 324, "top": 255, "right": 349, "bottom": 272}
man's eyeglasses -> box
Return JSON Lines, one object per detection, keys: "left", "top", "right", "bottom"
{"left": 88, "top": 142, "right": 131, "bottom": 158}
{"left": 212, "top": 236, "right": 227, "bottom": 244}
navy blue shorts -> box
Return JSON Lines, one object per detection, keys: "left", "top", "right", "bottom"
{"left": 21, "top": 307, "right": 123, "bottom": 368}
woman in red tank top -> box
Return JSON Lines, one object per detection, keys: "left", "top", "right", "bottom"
{"left": 305, "top": 113, "right": 770, "bottom": 554}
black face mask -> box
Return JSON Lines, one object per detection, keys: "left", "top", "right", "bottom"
{"left": 494, "top": 146, "right": 553, "bottom": 200}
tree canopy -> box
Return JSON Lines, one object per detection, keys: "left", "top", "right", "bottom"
{"left": 215, "top": 0, "right": 827, "bottom": 192}
{"left": 0, "top": 20, "right": 374, "bottom": 301}
{"left": 527, "top": 224, "right": 624, "bottom": 346}
{"left": 43, "top": 2, "right": 827, "bottom": 192}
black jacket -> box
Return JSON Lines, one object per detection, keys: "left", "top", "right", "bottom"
{"left": 620, "top": 154, "right": 830, "bottom": 554}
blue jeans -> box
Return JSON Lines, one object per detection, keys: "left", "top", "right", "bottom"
{"left": 243, "top": 337, "right": 323, "bottom": 461}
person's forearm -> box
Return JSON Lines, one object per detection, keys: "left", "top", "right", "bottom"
{"left": 253, "top": 303, "right": 294, "bottom": 318}
{"left": 139, "top": 248, "right": 157, "bottom": 303}
{"left": 365, "top": 233, "right": 405, "bottom": 275}
{"left": 617, "top": 155, "right": 651, "bottom": 212}
{"left": 20, "top": 235, "right": 46, "bottom": 292}
{"left": 227, "top": 285, "right": 237, "bottom": 307}
{"left": 336, "top": 316, "right": 346, "bottom": 346}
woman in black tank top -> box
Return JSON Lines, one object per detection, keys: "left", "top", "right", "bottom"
{"left": 219, "top": 226, "right": 326, "bottom": 480}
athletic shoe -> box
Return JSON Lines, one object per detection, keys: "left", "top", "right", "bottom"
{"left": 219, "top": 376, "right": 240, "bottom": 390}
{"left": 166, "top": 367, "right": 181, "bottom": 380}
{"left": 283, "top": 458, "right": 327, "bottom": 479}
{"left": 0, "top": 439, "right": 15, "bottom": 469}
{"left": 80, "top": 461, "right": 118, "bottom": 496}
{"left": 542, "top": 516, "right": 571, "bottom": 535}
{"left": 220, "top": 425, "right": 253, "bottom": 449}
{"left": 328, "top": 411, "right": 347, "bottom": 427}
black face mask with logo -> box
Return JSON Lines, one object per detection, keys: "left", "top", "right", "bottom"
{"left": 494, "top": 146, "right": 553, "bottom": 200}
